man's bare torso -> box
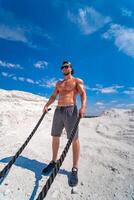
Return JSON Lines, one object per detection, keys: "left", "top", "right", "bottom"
{"left": 57, "top": 78, "right": 78, "bottom": 106}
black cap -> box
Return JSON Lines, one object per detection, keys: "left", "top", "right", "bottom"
{"left": 62, "top": 60, "right": 72, "bottom": 68}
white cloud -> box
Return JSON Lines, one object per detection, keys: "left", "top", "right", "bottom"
{"left": 46, "top": 79, "right": 57, "bottom": 88}
{"left": 12, "top": 76, "right": 17, "bottom": 81}
{"left": 17, "top": 77, "right": 35, "bottom": 84}
{"left": 126, "top": 103, "right": 134, "bottom": 107}
{"left": 85, "top": 85, "right": 91, "bottom": 90}
{"left": 40, "top": 78, "right": 58, "bottom": 88}
{"left": 100, "top": 85, "right": 124, "bottom": 94}
{"left": 1, "top": 72, "right": 9, "bottom": 77}
{"left": 1, "top": 72, "right": 14, "bottom": 77}
{"left": 34, "top": 60, "right": 48, "bottom": 69}
{"left": 0, "top": 60, "right": 22, "bottom": 69}
{"left": 103, "top": 24, "right": 134, "bottom": 58}
{"left": 0, "top": 9, "right": 51, "bottom": 49}
{"left": 26, "top": 78, "right": 35, "bottom": 84}
{"left": 98, "top": 105, "right": 105, "bottom": 109}
{"left": 85, "top": 86, "right": 99, "bottom": 92}
{"left": 18, "top": 77, "right": 25, "bottom": 82}
{"left": 87, "top": 84, "right": 124, "bottom": 94}
{"left": 123, "top": 90, "right": 134, "bottom": 95}
{"left": 100, "top": 87, "right": 117, "bottom": 94}
{"left": 96, "top": 102, "right": 104, "bottom": 106}
{"left": 129, "top": 87, "right": 134, "bottom": 90}
{"left": 114, "top": 85, "right": 125, "bottom": 89}
{"left": 35, "top": 81, "right": 40, "bottom": 84}
{"left": 121, "top": 8, "right": 133, "bottom": 18}
{"left": 1, "top": 71, "right": 35, "bottom": 84}
{"left": 68, "top": 7, "right": 111, "bottom": 35}
{"left": 1, "top": 71, "right": 57, "bottom": 89}
{"left": 0, "top": 24, "right": 27, "bottom": 43}
{"left": 123, "top": 87, "right": 134, "bottom": 95}
{"left": 115, "top": 103, "right": 126, "bottom": 108}
{"left": 110, "top": 100, "right": 118, "bottom": 103}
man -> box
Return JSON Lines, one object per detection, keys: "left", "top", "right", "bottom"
{"left": 42, "top": 60, "right": 86, "bottom": 186}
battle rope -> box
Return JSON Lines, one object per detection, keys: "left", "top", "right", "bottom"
{"left": 0, "top": 108, "right": 51, "bottom": 180}
{"left": 36, "top": 116, "right": 81, "bottom": 200}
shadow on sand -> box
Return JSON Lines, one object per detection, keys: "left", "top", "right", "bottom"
{"left": 0, "top": 156, "right": 70, "bottom": 200}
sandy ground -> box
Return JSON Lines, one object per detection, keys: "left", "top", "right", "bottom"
{"left": 0, "top": 89, "right": 134, "bottom": 200}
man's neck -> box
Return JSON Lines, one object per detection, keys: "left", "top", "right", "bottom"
{"left": 64, "top": 74, "right": 73, "bottom": 80}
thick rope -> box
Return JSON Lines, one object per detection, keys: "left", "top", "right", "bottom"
{"left": 36, "top": 116, "right": 81, "bottom": 200}
{"left": 84, "top": 115, "right": 99, "bottom": 118}
{"left": 0, "top": 109, "right": 51, "bottom": 180}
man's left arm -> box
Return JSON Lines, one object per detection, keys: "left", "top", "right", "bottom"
{"left": 76, "top": 78, "right": 87, "bottom": 118}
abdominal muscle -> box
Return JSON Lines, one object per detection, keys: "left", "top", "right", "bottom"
{"left": 58, "top": 92, "right": 76, "bottom": 106}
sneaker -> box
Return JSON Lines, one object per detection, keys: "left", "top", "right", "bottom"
{"left": 69, "top": 167, "right": 78, "bottom": 187}
{"left": 42, "top": 161, "right": 56, "bottom": 174}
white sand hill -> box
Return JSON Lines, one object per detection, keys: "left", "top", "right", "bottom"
{"left": 0, "top": 89, "right": 134, "bottom": 200}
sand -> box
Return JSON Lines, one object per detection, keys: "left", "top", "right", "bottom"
{"left": 0, "top": 89, "right": 134, "bottom": 200}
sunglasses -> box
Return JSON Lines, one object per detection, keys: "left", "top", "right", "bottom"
{"left": 61, "top": 65, "right": 70, "bottom": 70}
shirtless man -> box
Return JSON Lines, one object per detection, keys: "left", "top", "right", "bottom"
{"left": 42, "top": 61, "right": 86, "bottom": 186}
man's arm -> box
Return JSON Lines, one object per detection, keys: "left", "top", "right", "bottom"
{"left": 76, "top": 78, "right": 87, "bottom": 117}
{"left": 43, "top": 82, "right": 59, "bottom": 112}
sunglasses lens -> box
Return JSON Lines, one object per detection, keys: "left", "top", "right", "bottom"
{"left": 61, "top": 65, "right": 69, "bottom": 70}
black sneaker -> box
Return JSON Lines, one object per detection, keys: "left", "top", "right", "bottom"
{"left": 42, "top": 161, "right": 56, "bottom": 174}
{"left": 69, "top": 167, "right": 78, "bottom": 187}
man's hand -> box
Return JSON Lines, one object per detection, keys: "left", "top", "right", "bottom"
{"left": 79, "top": 107, "right": 86, "bottom": 118}
{"left": 43, "top": 106, "right": 48, "bottom": 113}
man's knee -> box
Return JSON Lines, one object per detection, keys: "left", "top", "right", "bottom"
{"left": 52, "top": 136, "right": 60, "bottom": 142}
{"left": 72, "top": 137, "right": 79, "bottom": 144}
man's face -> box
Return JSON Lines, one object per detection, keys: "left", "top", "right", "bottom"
{"left": 61, "top": 64, "right": 72, "bottom": 76}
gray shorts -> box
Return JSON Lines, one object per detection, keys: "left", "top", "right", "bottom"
{"left": 51, "top": 105, "right": 79, "bottom": 139}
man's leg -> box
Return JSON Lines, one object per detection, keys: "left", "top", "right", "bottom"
{"left": 52, "top": 136, "right": 60, "bottom": 162}
{"left": 69, "top": 138, "right": 80, "bottom": 186}
{"left": 72, "top": 138, "right": 80, "bottom": 168}
{"left": 42, "top": 136, "right": 60, "bottom": 174}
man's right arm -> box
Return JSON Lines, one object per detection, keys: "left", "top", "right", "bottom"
{"left": 43, "top": 83, "right": 59, "bottom": 113}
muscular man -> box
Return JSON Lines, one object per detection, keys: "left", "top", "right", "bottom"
{"left": 42, "top": 61, "right": 86, "bottom": 186}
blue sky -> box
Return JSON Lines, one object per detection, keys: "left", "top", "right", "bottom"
{"left": 0, "top": 0, "right": 134, "bottom": 115}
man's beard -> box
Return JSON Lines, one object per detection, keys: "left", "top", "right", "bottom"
{"left": 63, "top": 72, "right": 71, "bottom": 76}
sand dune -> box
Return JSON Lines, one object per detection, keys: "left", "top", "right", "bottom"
{"left": 0, "top": 89, "right": 134, "bottom": 200}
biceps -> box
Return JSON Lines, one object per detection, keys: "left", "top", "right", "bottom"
{"left": 77, "top": 84, "right": 85, "bottom": 95}
{"left": 51, "top": 88, "right": 59, "bottom": 98}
